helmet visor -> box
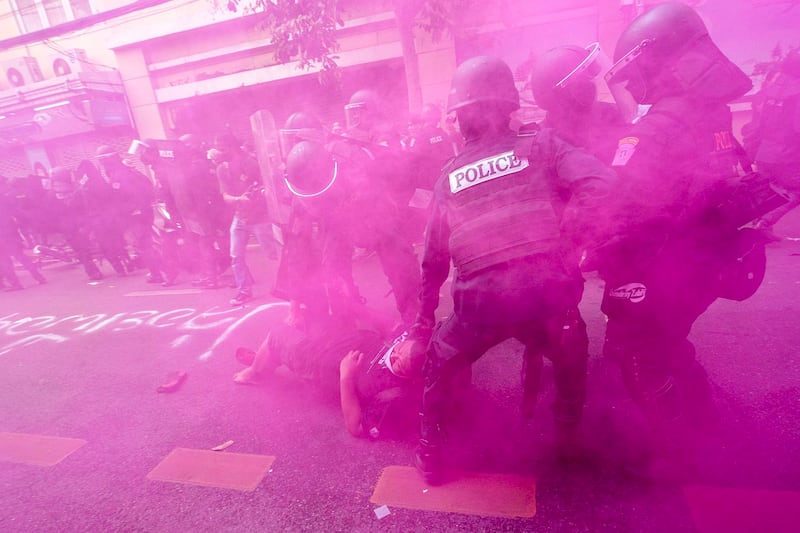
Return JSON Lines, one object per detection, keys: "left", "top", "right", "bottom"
{"left": 278, "top": 128, "right": 325, "bottom": 161}
{"left": 344, "top": 102, "right": 367, "bottom": 130}
{"left": 284, "top": 160, "right": 339, "bottom": 198}
{"left": 605, "top": 39, "right": 653, "bottom": 85}
{"left": 589, "top": 41, "right": 645, "bottom": 122}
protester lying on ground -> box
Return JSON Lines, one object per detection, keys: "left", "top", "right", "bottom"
{"left": 233, "top": 309, "right": 425, "bottom": 439}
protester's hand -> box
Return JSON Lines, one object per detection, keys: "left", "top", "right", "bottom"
{"left": 340, "top": 350, "right": 363, "bottom": 383}
{"left": 408, "top": 313, "right": 435, "bottom": 345}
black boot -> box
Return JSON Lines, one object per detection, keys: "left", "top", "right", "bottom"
{"left": 110, "top": 259, "right": 127, "bottom": 276}
{"left": 415, "top": 413, "right": 444, "bottom": 485}
{"left": 5, "top": 278, "right": 23, "bottom": 291}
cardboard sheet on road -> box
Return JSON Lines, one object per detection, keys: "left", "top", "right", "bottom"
{"left": 147, "top": 447, "right": 275, "bottom": 491}
{"left": 370, "top": 465, "right": 536, "bottom": 518}
{"left": 684, "top": 484, "right": 800, "bottom": 533}
{"left": 0, "top": 432, "right": 86, "bottom": 466}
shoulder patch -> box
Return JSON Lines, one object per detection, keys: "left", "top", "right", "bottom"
{"left": 448, "top": 151, "right": 529, "bottom": 194}
{"left": 611, "top": 136, "right": 639, "bottom": 167}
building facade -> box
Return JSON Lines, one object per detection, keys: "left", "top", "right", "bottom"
{"left": 0, "top": 0, "right": 796, "bottom": 178}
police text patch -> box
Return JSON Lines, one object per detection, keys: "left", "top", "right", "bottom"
{"left": 449, "top": 151, "right": 529, "bottom": 194}
{"left": 611, "top": 136, "right": 639, "bottom": 167}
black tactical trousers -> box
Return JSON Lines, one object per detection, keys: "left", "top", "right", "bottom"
{"left": 375, "top": 233, "right": 421, "bottom": 326}
{"left": 601, "top": 242, "right": 720, "bottom": 432}
{"left": 419, "top": 308, "right": 588, "bottom": 446}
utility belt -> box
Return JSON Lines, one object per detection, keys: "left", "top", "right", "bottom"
{"left": 712, "top": 171, "right": 790, "bottom": 229}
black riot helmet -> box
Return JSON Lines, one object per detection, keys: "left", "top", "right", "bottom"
{"left": 421, "top": 103, "right": 442, "bottom": 127}
{"left": 49, "top": 166, "right": 74, "bottom": 199}
{"left": 606, "top": 2, "right": 751, "bottom": 104}
{"left": 447, "top": 55, "right": 520, "bottom": 113}
{"left": 178, "top": 134, "right": 207, "bottom": 162}
{"left": 530, "top": 44, "right": 601, "bottom": 110}
{"left": 95, "top": 144, "right": 123, "bottom": 173}
{"left": 279, "top": 111, "right": 324, "bottom": 160}
{"left": 284, "top": 140, "right": 338, "bottom": 198}
{"left": 344, "top": 89, "right": 382, "bottom": 130}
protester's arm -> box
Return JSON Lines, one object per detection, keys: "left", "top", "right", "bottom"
{"left": 339, "top": 350, "right": 364, "bottom": 437}
{"left": 216, "top": 162, "right": 248, "bottom": 206}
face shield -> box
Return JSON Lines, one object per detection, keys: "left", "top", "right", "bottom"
{"left": 571, "top": 41, "right": 641, "bottom": 124}
{"left": 284, "top": 160, "right": 338, "bottom": 198}
{"left": 278, "top": 127, "right": 325, "bottom": 162}
{"left": 127, "top": 139, "right": 150, "bottom": 158}
{"left": 344, "top": 102, "right": 369, "bottom": 131}
{"left": 605, "top": 39, "right": 663, "bottom": 117}
{"left": 284, "top": 141, "right": 339, "bottom": 199}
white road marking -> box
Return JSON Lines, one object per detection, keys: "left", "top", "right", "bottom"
{"left": 125, "top": 289, "right": 203, "bottom": 297}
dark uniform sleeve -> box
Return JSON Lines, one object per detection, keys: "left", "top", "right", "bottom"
{"left": 418, "top": 180, "right": 451, "bottom": 326}
{"left": 606, "top": 113, "right": 695, "bottom": 242}
{"left": 544, "top": 129, "right": 617, "bottom": 251}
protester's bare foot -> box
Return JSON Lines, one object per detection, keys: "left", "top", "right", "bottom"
{"left": 233, "top": 367, "right": 262, "bottom": 385}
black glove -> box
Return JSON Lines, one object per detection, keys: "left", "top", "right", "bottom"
{"left": 407, "top": 313, "right": 435, "bottom": 345}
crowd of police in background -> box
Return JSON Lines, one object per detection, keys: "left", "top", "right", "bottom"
{"left": 0, "top": 97, "right": 459, "bottom": 306}
{"left": 2, "top": 1, "right": 799, "bottom": 485}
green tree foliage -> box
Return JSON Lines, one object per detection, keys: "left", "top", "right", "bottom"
{"left": 226, "top": 0, "right": 342, "bottom": 71}
{"left": 224, "top": 0, "right": 473, "bottom": 106}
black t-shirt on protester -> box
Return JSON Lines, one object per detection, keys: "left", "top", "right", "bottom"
{"left": 267, "top": 323, "right": 417, "bottom": 437}
{"left": 217, "top": 154, "right": 269, "bottom": 222}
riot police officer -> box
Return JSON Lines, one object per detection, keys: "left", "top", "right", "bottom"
{"left": 748, "top": 48, "right": 800, "bottom": 235}
{"left": 340, "top": 93, "right": 422, "bottom": 325}
{"left": 530, "top": 43, "right": 632, "bottom": 162}
{"left": 600, "top": 2, "right": 763, "bottom": 480}
{"left": 49, "top": 166, "right": 103, "bottom": 281}
{"left": 520, "top": 43, "right": 637, "bottom": 430}
{"left": 96, "top": 145, "right": 162, "bottom": 282}
{"left": 273, "top": 112, "right": 339, "bottom": 321}
{"left": 344, "top": 89, "right": 419, "bottom": 228}
{"left": 283, "top": 135, "right": 420, "bottom": 327}
{"left": 406, "top": 103, "right": 455, "bottom": 190}
{"left": 74, "top": 159, "right": 129, "bottom": 276}
{"left": 404, "top": 103, "right": 456, "bottom": 240}
{"left": 411, "top": 55, "right": 615, "bottom": 484}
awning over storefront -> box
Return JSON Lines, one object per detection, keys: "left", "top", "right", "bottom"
{"left": 0, "top": 70, "right": 131, "bottom": 148}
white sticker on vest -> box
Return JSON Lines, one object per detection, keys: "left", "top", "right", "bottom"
{"left": 448, "top": 151, "right": 529, "bottom": 194}
{"left": 609, "top": 282, "right": 647, "bottom": 303}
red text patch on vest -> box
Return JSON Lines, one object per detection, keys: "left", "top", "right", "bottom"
{"left": 448, "top": 151, "right": 529, "bottom": 194}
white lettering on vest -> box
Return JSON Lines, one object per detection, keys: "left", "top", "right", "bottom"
{"left": 449, "top": 151, "right": 529, "bottom": 194}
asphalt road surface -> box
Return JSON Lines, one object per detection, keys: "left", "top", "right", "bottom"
{"left": 2, "top": 215, "right": 800, "bottom": 532}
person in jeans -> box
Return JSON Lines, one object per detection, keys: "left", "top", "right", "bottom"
{"left": 215, "top": 133, "right": 278, "bottom": 305}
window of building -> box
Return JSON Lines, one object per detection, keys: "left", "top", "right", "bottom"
{"left": 10, "top": 0, "right": 94, "bottom": 34}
